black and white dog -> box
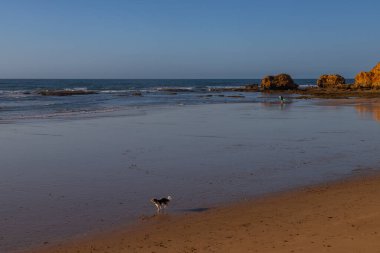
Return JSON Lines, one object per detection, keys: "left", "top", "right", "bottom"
{"left": 150, "top": 196, "right": 172, "bottom": 213}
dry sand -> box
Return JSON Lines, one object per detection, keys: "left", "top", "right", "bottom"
{"left": 25, "top": 173, "right": 380, "bottom": 253}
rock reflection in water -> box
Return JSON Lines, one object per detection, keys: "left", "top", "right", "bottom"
{"left": 356, "top": 103, "right": 380, "bottom": 123}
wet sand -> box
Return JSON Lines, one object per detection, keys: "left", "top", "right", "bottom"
{"left": 2, "top": 99, "right": 380, "bottom": 252}
{"left": 26, "top": 173, "right": 380, "bottom": 253}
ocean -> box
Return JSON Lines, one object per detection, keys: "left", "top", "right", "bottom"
{"left": 0, "top": 79, "right": 324, "bottom": 122}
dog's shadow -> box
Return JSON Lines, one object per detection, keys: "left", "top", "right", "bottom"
{"left": 177, "top": 207, "right": 210, "bottom": 213}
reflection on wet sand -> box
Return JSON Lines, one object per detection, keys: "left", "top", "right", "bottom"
{"left": 260, "top": 101, "right": 291, "bottom": 111}
{"left": 355, "top": 103, "right": 380, "bottom": 122}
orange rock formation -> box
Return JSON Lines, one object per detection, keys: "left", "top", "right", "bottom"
{"left": 355, "top": 63, "right": 380, "bottom": 89}
{"left": 317, "top": 74, "right": 346, "bottom": 88}
{"left": 260, "top": 74, "right": 298, "bottom": 90}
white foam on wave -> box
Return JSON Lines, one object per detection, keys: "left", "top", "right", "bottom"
{"left": 64, "top": 87, "right": 88, "bottom": 91}
{"left": 156, "top": 86, "right": 195, "bottom": 92}
{"left": 99, "top": 90, "right": 130, "bottom": 94}
{"left": 0, "top": 90, "right": 34, "bottom": 98}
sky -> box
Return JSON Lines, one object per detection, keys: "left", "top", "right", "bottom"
{"left": 0, "top": 0, "right": 379, "bottom": 79}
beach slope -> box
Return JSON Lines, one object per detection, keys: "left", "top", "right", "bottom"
{"left": 27, "top": 174, "right": 380, "bottom": 253}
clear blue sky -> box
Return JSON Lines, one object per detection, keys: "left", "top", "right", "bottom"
{"left": 0, "top": 0, "right": 379, "bottom": 79}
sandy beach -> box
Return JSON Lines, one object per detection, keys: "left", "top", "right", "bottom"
{"left": 24, "top": 173, "right": 380, "bottom": 253}
{"left": 2, "top": 99, "right": 380, "bottom": 252}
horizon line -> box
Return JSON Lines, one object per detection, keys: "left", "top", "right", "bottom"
{"left": 0, "top": 77, "right": 355, "bottom": 80}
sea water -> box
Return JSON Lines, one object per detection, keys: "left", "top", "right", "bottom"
{"left": 0, "top": 79, "right": 325, "bottom": 122}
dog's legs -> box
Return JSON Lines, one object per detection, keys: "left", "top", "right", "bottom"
{"left": 154, "top": 203, "right": 160, "bottom": 213}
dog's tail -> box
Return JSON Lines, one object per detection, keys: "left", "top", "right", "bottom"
{"left": 167, "top": 196, "right": 172, "bottom": 200}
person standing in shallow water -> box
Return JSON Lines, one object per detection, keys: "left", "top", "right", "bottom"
{"left": 279, "top": 96, "right": 285, "bottom": 104}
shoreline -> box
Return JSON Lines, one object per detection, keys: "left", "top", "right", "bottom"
{"left": 2, "top": 81, "right": 380, "bottom": 124}
{"left": 2, "top": 94, "right": 380, "bottom": 125}
{"left": 24, "top": 171, "right": 380, "bottom": 253}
